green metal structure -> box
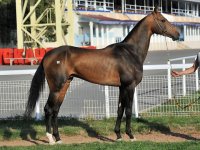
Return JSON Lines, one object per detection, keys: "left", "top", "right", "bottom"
{"left": 15, "top": 0, "right": 69, "bottom": 49}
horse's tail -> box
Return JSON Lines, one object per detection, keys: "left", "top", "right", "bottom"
{"left": 25, "top": 60, "right": 45, "bottom": 118}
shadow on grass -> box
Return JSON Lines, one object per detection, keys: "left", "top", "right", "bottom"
{"left": 58, "top": 117, "right": 115, "bottom": 142}
{"left": 1, "top": 117, "right": 115, "bottom": 144}
{"left": 1, "top": 118, "right": 48, "bottom": 145}
{"left": 3, "top": 117, "right": 199, "bottom": 144}
{"left": 137, "top": 118, "right": 200, "bottom": 141}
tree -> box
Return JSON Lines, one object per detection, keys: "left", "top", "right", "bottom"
{"left": 0, "top": 0, "right": 16, "bottom": 46}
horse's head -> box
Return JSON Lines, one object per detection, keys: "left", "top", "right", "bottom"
{"left": 151, "top": 6, "right": 180, "bottom": 41}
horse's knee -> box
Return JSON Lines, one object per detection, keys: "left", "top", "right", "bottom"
{"left": 125, "top": 108, "right": 132, "bottom": 118}
{"left": 52, "top": 109, "right": 59, "bottom": 120}
{"left": 117, "top": 107, "right": 124, "bottom": 117}
{"left": 44, "top": 104, "right": 53, "bottom": 116}
{"left": 117, "top": 102, "right": 125, "bottom": 116}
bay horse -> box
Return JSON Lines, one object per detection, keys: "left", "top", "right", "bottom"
{"left": 25, "top": 7, "right": 180, "bottom": 144}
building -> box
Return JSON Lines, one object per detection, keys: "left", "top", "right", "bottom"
{"left": 64, "top": 0, "right": 200, "bottom": 50}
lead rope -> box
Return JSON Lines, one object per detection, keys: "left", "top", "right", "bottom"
{"left": 165, "top": 38, "right": 188, "bottom": 109}
{"left": 165, "top": 37, "right": 183, "bottom": 110}
{"left": 167, "top": 39, "right": 200, "bottom": 110}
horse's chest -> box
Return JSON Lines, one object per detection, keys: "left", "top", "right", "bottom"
{"left": 120, "top": 66, "right": 143, "bottom": 86}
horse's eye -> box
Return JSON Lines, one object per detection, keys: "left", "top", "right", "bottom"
{"left": 161, "top": 19, "right": 165, "bottom": 22}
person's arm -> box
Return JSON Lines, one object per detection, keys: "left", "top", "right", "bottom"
{"left": 171, "top": 58, "right": 199, "bottom": 77}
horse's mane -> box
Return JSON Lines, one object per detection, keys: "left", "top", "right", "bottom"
{"left": 122, "top": 14, "right": 150, "bottom": 43}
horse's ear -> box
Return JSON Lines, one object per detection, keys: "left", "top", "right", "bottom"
{"left": 154, "top": 5, "right": 159, "bottom": 13}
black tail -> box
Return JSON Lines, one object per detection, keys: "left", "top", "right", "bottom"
{"left": 25, "top": 61, "right": 45, "bottom": 117}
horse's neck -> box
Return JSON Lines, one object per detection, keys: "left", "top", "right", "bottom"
{"left": 123, "top": 17, "right": 152, "bottom": 63}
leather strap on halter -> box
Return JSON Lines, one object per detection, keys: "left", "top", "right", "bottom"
{"left": 152, "top": 13, "right": 167, "bottom": 35}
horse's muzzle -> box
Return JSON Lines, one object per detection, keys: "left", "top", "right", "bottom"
{"left": 172, "top": 32, "right": 180, "bottom": 41}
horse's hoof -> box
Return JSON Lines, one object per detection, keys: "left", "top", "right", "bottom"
{"left": 116, "top": 138, "right": 123, "bottom": 142}
{"left": 49, "top": 141, "right": 56, "bottom": 145}
{"left": 56, "top": 140, "right": 63, "bottom": 144}
{"left": 46, "top": 132, "right": 55, "bottom": 145}
{"left": 130, "top": 137, "right": 137, "bottom": 142}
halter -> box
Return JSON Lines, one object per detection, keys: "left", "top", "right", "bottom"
{"left": 152, "top": 13, "right": 168, "bottom": 35}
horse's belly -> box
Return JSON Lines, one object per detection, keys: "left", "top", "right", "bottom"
{"left": 76, "top": 69, "right": 120, "bottom": 86}
{"left": 87, "top": 76, "right": 120, "bottom": 86}
{"left": 73, "top": 54, "right": 120, "bottom": 86}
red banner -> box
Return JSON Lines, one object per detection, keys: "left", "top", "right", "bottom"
{"left": 14, "top": 49, "right": 24, "bottom": 65}
{"left": 0, "top": 46, "right": 96, "bottom": 65}
{"left": 3, "top": 48, "right": 14, "bottom": 65}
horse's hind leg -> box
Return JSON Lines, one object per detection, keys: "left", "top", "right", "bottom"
{"left": 44, "top": 92, "right": 56, "bottom": 145}
{"left": 52, "top": 80, "right": 71, "bottom": 143}
{"left": 44, "top": 79, "right": 72, "bottom": 144}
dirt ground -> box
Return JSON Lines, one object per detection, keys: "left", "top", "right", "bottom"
{"left": 1, "top": 131, "right": 200, "bottom": 147}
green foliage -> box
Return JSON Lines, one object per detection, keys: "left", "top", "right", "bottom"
{"left": 0, "top": 0, "right": 13, "bottom": 5}
{"left": 35, "top": 0, "right": 55, "bottom": 23}
{"left": 0, "top": 0, "right": 16, "bottom": 45}
{"left": 35, "top": 0, "right": 69, "bottom": 42}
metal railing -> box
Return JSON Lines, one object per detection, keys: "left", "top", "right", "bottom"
{"left": 73, "top": 0, "right": 114, "bottom": 11}
{"left": 171, "top": 8, "right": 198, "bottom": 17}
{"left": 0, "top": 62, "right": 199, "bottom": 119}
{"left": 125, "top": 4, "right": 159, "bottom": 14}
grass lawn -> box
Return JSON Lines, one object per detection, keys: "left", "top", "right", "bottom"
{"left": 1, "top": 116, "right": 200, "bottom": 141}
{"left": 143, "top": 91, "right": 200, "bottom": 116}
{"left": 1, "top": 116, "right": 200, "bottom": 149}
{"left": 1, "top": 141, "right": 200, "bottom": 150}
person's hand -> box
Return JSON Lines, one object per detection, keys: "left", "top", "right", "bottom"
{"left": 171, "top": 71, "right": 181, "bottom": 77}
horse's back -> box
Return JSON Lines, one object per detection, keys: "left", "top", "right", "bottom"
{"left": 42, "top": 44, "right": 143, "bottom": 87}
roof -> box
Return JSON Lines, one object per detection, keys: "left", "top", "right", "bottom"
{"left": 78, "top": 13, "right": 200, "bottom": 27}
{"left": 79, "top": 14, "right": 137, "bottom": 25}
{"left": 176, "top": 0, "right": 200, "bottom": 3}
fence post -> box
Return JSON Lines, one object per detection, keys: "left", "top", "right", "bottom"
{"left": 105, "top": 86, "right": 110, "bottom": 118}
{"left": 195, "top": 70, "right": 199, "bottom": 91}
{"left": 182, "top": 59, "right": 186, "bottom": 96}
{"left": 134, "top": 88, "right": 139, "bottom": 118}
{"left": 167, "top": 61, "right": 172, "bottom": 99}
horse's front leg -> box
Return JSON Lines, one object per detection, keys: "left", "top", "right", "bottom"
{"left": 114, "top": 86, "right": 125, "bottom": 140}
{"left": 125, "top": 85, "right": 136, "bottom": 141}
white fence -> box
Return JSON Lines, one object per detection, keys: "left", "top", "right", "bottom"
{"left": 0, "top": 62, "right": 200, "bottom": 119}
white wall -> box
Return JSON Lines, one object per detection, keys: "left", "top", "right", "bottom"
{"left": 92, "top": 24, "right": 125, "bottom": 48}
